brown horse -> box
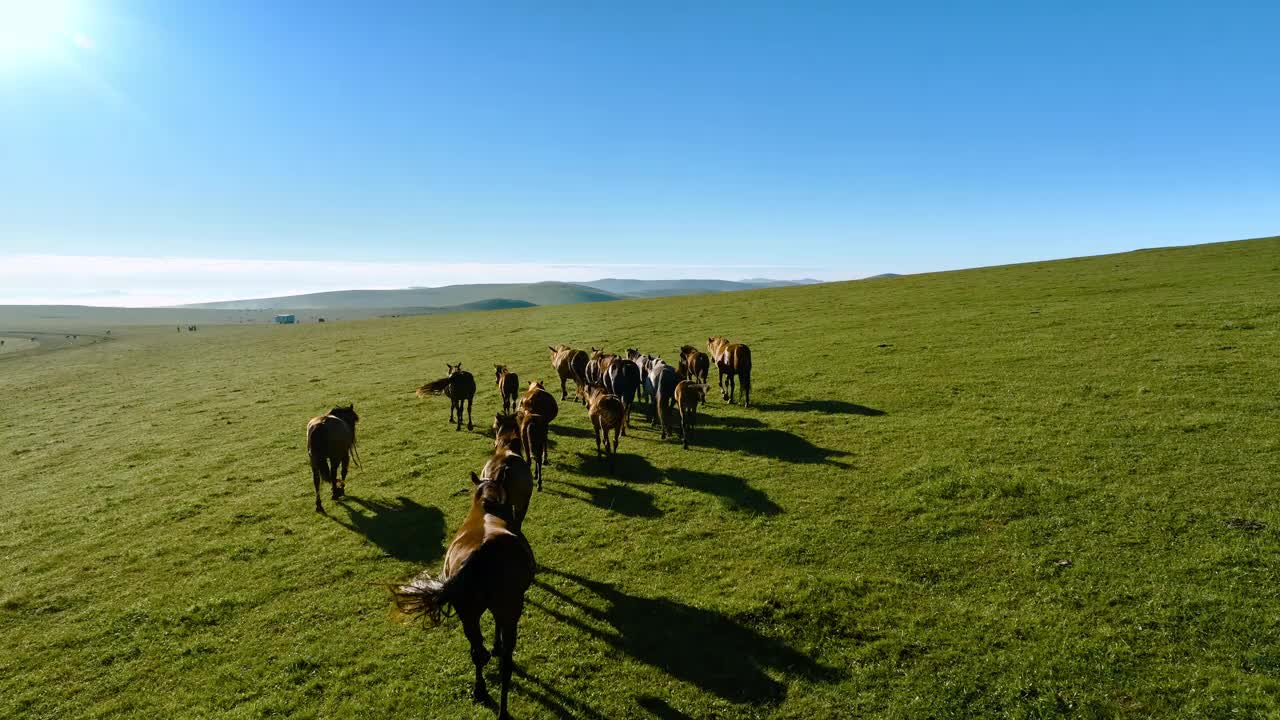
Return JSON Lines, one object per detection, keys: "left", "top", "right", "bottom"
{"left": 707, "top": 336, "right": 753, "bottom": 407}
{"left": 494, "top": 365, "right": 519, "bottom": 414}
{"left": 391, "top": 472, "right": 535, "bottom": 720}
{"left": 418, "top": 363, "right": 477, "bottom": 431}
{"left": 306, "top": 405, "right": 360, "bottom": 512}
{"left": 487, "top": 414, "right": 534, "bottom": 531}
{"left": 680, "top": 345, "right": 711, "bottom": 384}
{"left": 674, "top": 381, "right": 709, "bottom": 449}
{"left": 519, "top": 380, "right": 559, "bottom": 425}
{"left": 548, "top": 345, "right": 589, "bottom": 403}
{"left": 578, "top": 383, "right": 625, "bottom": 470}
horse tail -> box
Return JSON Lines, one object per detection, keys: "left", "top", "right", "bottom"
{"left": 389, "top": 554, "right": 478, "bottom": 625}
{"left": 417, "top": 376, "right": 452, "bottom": 396}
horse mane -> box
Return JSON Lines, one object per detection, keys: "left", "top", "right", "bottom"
{"left": 417, "top": 376, "right": 453, "bottom": 396}
{"left": 680, "top": 345, "right": 698, "bottom": 356}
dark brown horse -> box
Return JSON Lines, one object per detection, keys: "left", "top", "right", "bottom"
{"left": 707, "top": 336, "right": 753, "bottom": 407}
{"left": 306, "top": 405, "right": 359, "bottom": 512}
{"left": 494, "top": 365, "right": 519, "bottom": 414}
{"left": 391, "top": 472, "right": 535, "bottom": 720}
{"left": 548, "top": 345, "right": 589, "bottom": 403}
{"left": 578, "top": 383, "right": 625, "bottom": 470}
{"left": 680, "top": 345, "right": 711, "bottom": 384}
{"left": 601, "top": 358, "right": 641, "bottom": 433}
{"left": 487, "top": 414, "right": 534, "bottom": 532}
{"left": 418, "top": 363, "right": 477, "bottom": 431}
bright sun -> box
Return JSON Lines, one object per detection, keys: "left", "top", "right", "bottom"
{"left": 0, "top": 0, "right": 87, "bottom": 67}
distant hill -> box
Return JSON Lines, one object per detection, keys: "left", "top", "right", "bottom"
{"left": 581, "top": 278, "right": 820, "bottom": 297}
{"left": 184, "top": 282, "right": 619, "bottom": 310}
{"left": 863, "top": 273, "right": 903, "bottom": 280}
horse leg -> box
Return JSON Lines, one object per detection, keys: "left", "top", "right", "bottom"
{"left": 311, "top": 461, "right": 323, "bottom": 512}
{"left": 454, "top": 400, "right": 462, "bottom": 432}
{"left": 560, "top": 376, "right": 567, "bottom": 401}
{"left": 461, "top": 612, "right": 492, "bottom": 705}
{"left": 467, "top": 396, "right": 473, "bottom": 431}
{"left": 336, "top": 453, "right": 349, "bottom": 498}
{"left": 497, "top": 620, "right": 518, "bottom": 720}
{"left": 680, "top": 408, "right": 688, "bottom": 449}
{"left": 593, "top": 418, "right": 602, "bottom": 457}
{"left": 328, "top": 458, "right": 341, "bottom": 499}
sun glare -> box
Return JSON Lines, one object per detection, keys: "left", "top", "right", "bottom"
{"left": 0, "top": 0, "right": 87, "bottom": 67}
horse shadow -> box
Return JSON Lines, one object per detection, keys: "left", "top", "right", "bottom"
{"left": 756, "top": 399, "right": 886, "bottom": 416}
{"left": 328, "top": 496, "right": 446, "bottom": 564}
{"left": 692, "top": 411, "right": 766, "bottom": 428}
{"left": 636, "top": 696, "right": 696, "bottom": 720}
{"left": 545, "top": 480, "right": 663, "bottom": 519}
{"left": 662, "top": 468, "right": 782, "bottom": 516}
{"left": 696, "top": 428, "right": 852, "bottom": 467}
{"left": 565, "top": 451, "right": 663, "bottom": 484}
{"left": 552, "top": 424, "right": 596, "bottom": 440}
{"left": 531, "top": 568, "right": 845, "bottom": 706}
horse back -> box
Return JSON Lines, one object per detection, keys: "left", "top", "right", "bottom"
{"left": 731, "top": 343, "right": 751, "bottom": 372}
{"left": 307, "top": 415, "right": 352, "bottom": 459}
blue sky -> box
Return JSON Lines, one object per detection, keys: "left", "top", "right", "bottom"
{"left": 1, "top": 1, "right": 1277, "bottom": 305}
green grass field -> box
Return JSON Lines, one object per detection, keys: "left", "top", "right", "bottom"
{"left": 3, "top": 237, "right": 1279, "bottom": 719}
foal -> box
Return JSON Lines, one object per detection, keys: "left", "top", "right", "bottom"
{"left": 391, "top": 472, "right": 535, "bottom": 720}
{"left": 673, "top": 381, "right": 709, "bottom": 449}
{"left": 494, "top": 365, "right": 519, "bottom": 414}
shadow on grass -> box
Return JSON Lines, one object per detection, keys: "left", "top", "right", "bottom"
{"left": 756, "top": 399, "right": 885, "bottom": 416}
{"left": 552, "top": 424, "right": 596, "bottom": 440}
{"left": 532, "top": 567, "right": 845, "bottom": 706}
{"left": 515, "top": 667, "right": 610, "bottom": 720}
{"left": 693, "top": 412, "right": 766, "bottom": 429}
{"left": 637, "top": 696, "right": 696, "bottom": 719}
{"left": 663, "top": 468, "right": 782, "bottom": 515}
{"left": 545, "top": 480, "right": 663, "bottom": 519}
{"left": 328, "top": 496, "right": 445, "bottom": 564}
{"left": 563, "top": 451, "right": 663, "bottom": 484}
{"left": 696, "top": 427, "right": 852, "bottom": 467}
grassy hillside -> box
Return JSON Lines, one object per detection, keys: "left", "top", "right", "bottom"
{"left": 185, "top": 282, "right": 619, "bottom": 310}
{"left": 2, "top": 237, "right": 1279, "bottom": 719}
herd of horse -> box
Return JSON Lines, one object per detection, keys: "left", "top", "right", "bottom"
{"left": 305, "top": 335, "right": 753, "bottom": 718}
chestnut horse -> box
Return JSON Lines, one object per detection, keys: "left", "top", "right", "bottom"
{"left": 577, "top": 383, "right": 625, "bottom": 470}
{"left": 680, "top": 345, "right": 711, "bottom": 384}
{"left": 494, "top": 365, "right": 519, "bottom": 414}
{"left": 306, "top": 405, "right": 359, "bottom": 512}
{"left": 707, "top": 336, "right": 753, "bottom": 407}
{"left": 417, "top": 363, "right": 477, "bottom": 431}
{"left": 519, "top": 381, "right": 559, "bottom": 425}
{"left": 548, "top": 345, "right": 589, "bottom": 403}
{"left": 391, "top": 472, "right": 535, "bottom": 720}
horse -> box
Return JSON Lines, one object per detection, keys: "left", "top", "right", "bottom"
{"left": 585, "top": 348, "right": 619, "bottom": 386}
{"left": 707, "top": 336, "right": 753, "bottom": 407}
{"left": 548, "top": 345, "right": 589, "bottom": 403}
{"left": 418, "top": 363, "right": 477, "bottom": 431}
{"left": 647, "top": 359, "right": 679, "bottom": 439}
{"left": 494, "top": 365, "right": 519, "bottom": 414}
{"left": 674, "top": 381, "right": 710, "bottom": 449}
{"left": 680, "top": 345, "right": 711, "bottom": 385}
{"left": 601, "top": 358, "right": 641, "bottom": 433}
{"left": 306, "top": 405, "right": 360, "bottom": 512}
{"left": 627, "top": 349, "right": 656, "bottom": 405}
{"left": 517, "top": 411, "right": 548, "bottom": 492}
{"left": 390, "top": 472, "right": 535, "bottom": 720}
{"left": 577, "top": 383, "right": 625, "bottom": 470}
{"left": 519, "top": 381, "right": 559, "bottom": 426}
{"left": 487, "top": 414, "right": 534, "bottom": 531}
